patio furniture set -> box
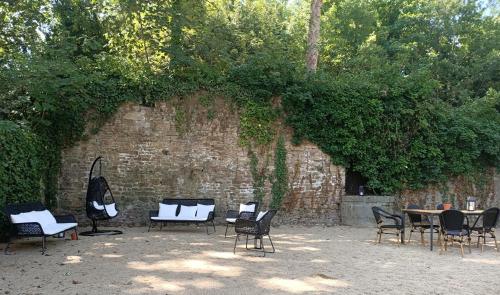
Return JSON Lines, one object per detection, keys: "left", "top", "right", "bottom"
{"left": 372, "top": 205, "right": 499, "bottom": 257}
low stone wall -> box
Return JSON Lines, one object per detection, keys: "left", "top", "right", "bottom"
{"left": 340, "top": 195, "right": 395, "bottom": 226}
{"left": 57, "top": 96, "right": 344, "bottom": 226}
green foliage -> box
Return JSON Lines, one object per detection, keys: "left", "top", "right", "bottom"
{"left": 248, "top": 150, "right": 267, "bottom": 204}
{"left": 270, "top": 136, "right": 288, "bottom": 209}
{"left": 239, "top": 101, "right": 278, "bottom": 147}
{"left": 0, "top": 121, "right": 43, "bottom": 240}
{"left": 0, "top": 0, "right": 498, "bottom": 204}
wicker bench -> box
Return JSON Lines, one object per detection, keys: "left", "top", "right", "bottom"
{"left": 148, "top": 199, "right": 216, "bottom": 234}
{"left": 4, "top": 202, "right": 78, "bottom": 254}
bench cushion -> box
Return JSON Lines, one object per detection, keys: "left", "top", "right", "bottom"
{"left": 177, "top": 205, "right": 197, "bottom": 220}
{"left": 159, "top": 204, "right": 178, "bottom": 218}
{"left": 196, "top": 204, "right": 215, "bottom": 220}
{"left": 42, "top": 223, "right": 77, "bottom": 235}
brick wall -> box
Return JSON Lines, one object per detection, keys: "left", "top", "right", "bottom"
{"left": 57, "top": 96, "right": 345, "bottom": 226}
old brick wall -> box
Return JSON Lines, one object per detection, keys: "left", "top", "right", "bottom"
{"left": 57, "top": 96, "right": 344, "bottom": 226}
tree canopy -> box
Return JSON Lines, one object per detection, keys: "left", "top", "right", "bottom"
{"left": 0, "top": 0, "right": 499, "bottom": 202}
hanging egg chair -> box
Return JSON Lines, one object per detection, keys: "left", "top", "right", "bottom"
{"left": 80, "top": 156, "right": 123, "bottom": 236}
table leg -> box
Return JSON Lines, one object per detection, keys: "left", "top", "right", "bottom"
{"left": 401, "top": 213, "right": 405, "bottom": 244}
{"left": 430, "top": 216, "right": 434, "bottom": 251}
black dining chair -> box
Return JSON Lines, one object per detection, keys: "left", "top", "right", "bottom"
{"left": 406, "top": 204, "right": 439, "bottom": 245}
{"left": 439, "top": 210, "right": 471, "bottom": 257}
{"left": 372, "top": 207, "right": 404, "bottom": 245}
{"left": 469, "top": 207, "right": 499, "bottom": 252}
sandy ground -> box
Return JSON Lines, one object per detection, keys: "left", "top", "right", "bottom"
{"left": 1, "top": 225, "right": 499, "bottom": 295}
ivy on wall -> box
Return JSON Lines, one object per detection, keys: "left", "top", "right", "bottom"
{"left": 270, "top": 135, "right": 288, "bottom": 209}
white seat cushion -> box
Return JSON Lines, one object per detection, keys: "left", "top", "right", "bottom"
{"left": 239, "top": 203, "right": 256, "bottom": 213}
{"left": 42, "top": 223, "right": 77, "bottom": 235}
{"left": 196, "top": 204, "right": 215, "bottom": 220}
{"left": 92, "top": 201, "right": 105, "bottom": 210}
{"left": 151, "top": 216, "right": 177, "bottom": 221}
{"left": 256, "top": 211, "right": 268, "bottom": 221}
{"left": 177, "top": 205, "right": 197, "bottom": 220}
{"left": 11, "top": 210, "right": 57, "bottom": 227}
{"left": 105, "top": 203, "right": 118, "bottom": 217}
{"left": 159, "top": 203, "right": 178, "bottom": 218}
{"left": 226, "top": 218, "right": 237, "bottom": 223}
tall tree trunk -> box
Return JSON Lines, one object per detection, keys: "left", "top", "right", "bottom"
{"left": 306, "top": 0, "right": 323, "bottom": 72}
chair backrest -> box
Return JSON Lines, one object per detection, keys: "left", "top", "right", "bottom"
{"left": 372, "top": 207, "right": 387, "bottom": 225}
{"left": 439, "top": 210, "right": 465, "bottom": 232}
{"left": 406, "top": 204, "right": 423, "bottom": 224}
{"left": 162, "top": 198, "right": 215, "bottom": 216}
{"left": 479, "top": 207, "right": 500, "bottom": 229}
{"left": 258, "top": 210, "right": 277, "bottom": 235}
{"left": 246, "top": 201, "right": 259, "bottom": 214}
{"left": 5, "top": 202, "right": 46, "bottom": 216}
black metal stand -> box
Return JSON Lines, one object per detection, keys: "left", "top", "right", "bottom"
{"left": 79, "top": 220, "right": 122, "bottom": 236}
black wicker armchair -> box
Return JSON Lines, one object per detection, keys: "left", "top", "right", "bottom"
{"left": 439, "top": 210, "right": 471, "bottom": 257}
{"left": 225, "top": 201, "right": 259, "bottom": 238}
{"left": 4, "top": 202, "right": 78, "bottom": 254}
{"left": 233, "top": 210, "right": 276, "bottom": 256}
{"left": 468, "top": 207, "right": 499, "bottom": 252}
{"left": 372, "top": 206, "right": 404, "bottom": 244}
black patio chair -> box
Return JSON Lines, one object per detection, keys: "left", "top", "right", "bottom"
{"left": 225, "top": 201, "right": 259, "bottom": 238}
{"left": 439, "top": 210, "right": 471, "bottom": 257}
{"left": 468, "top": 207, "right": 499, "bottom": 252}
{"left": 372, "top": 207, "right": 403, "bottom": 244}
{"left": 233, "top": 210, "right": 276, "bottom": 256}
{"left": 406, "top": 204, "right": 440, "bottom": 245}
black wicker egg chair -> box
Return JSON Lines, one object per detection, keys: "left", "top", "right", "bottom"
{"left": 80, "top": 157, "right": 123, "bottom": 236}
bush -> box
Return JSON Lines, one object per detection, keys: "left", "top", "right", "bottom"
{"left": 0, "top": 121, "right": 44, "bottom": 240}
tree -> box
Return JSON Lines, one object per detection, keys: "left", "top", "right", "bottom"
{"left": 306, "top": 0, "right": 323, "bottom": 72}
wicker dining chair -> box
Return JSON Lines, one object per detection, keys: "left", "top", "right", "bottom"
{"left": 372, "top": 207, "right": 404, "bottom": 245}
{"left": 406, "top": 204, "right": 439, "bottom": 245}
{"left": 439, "top": 210, "right": 471, "bottom": 257}
{"left": 468, "top": 207, "right": 499, "bottom": 252}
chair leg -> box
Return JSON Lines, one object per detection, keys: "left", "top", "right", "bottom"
{"left": 212, "top": 220, "right": 216, "bottom": 233}
{"left": 267, "top": 235, "right": 276, "bottom": 253}
{"left": 41, "top": 236, "right": 47, "bottom": 255}
{"left": 148, "top": 221, "right": 152, "bottom": 232}
{"left": 408, "top": 229, "right": 413, "bottom": 243}
{"left": 459, "top": 236, "right": 464, "bottom": 258}
{"left": 492, "top": 232, "right": 499, "bottom": 252}
{"left": 245, "top": 235, "right": 249, "bottom": 250}
{"left": 225, "top": 223, "right": 230, "bottom": 238}
{"left": 444, "top": 236, "right": 448, "bottom": 251}
{"left": 233, "top": 234, "right": 239, "bottom": 254}
{"left": 420, "top": 229, "right": 425, "bottom": 246}
{"left": 468, "top": 235, "right": 471, "bottom": 254}
{"left": 159, "top": 222, "right": 163, "bottom": 231}
{"left": 477, "top": 236, "right": 481, "bottom": 248}
{"left": 482, "top": 235, "right": 486, "bottom": 253}
{"left": 377, "top": 229, "right": 382, "bottom": 244}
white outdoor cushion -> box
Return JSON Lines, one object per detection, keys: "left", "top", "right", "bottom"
{"left": 151, "top": 216, "right": 177, "bottom": 221}
{"left": 256, "top": 211, "right": 268, "bottom": 221}
{"left": 239, "top": 203, "right": 256, "bottom": 213}
{"left": 105, "top": 203, "right": 118, "bottom": 217}
{"left": 196, "top": 204, "right": 215, "bottom": 220}
{"left": 42, "top": 223, "right": 77, "bottom": 235}
{"left": 225, "top": 218, "right": 237, "bottom": 223}
{"left": 177, "top": 205, "right": 197, "bottom": 220}
{"left": 158, "top": 203, "right": 178, "bottom": 218}
{"left": 15, "top": 210, "right": 57, "bottom": 227}
{"left": 10, "top": 213, "right": 28, "bottom": 224}
{"left": 92, "top": 201, "right": 105, "bottom": 210}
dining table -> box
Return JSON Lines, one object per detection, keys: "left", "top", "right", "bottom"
{"left": 401, "top": 209, "right": 484, "bottom": 251}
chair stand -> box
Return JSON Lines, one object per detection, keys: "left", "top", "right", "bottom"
{"left": 80, "top": 220, "right": 122, "bottom": 236}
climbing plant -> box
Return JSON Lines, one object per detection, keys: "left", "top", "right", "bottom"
{"left": 248, "top": 150, "right": 267, "bottom": 204}
{"left": 270, "top": 135, "right": 288, "bottom": 209}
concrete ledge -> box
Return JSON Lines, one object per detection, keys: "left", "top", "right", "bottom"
{"left": 341, "top": 195, "right": 395, "bottom": 226}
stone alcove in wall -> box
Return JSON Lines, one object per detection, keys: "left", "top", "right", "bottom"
{"left": 57, "top": 95, "right": 345, "bottom": 226}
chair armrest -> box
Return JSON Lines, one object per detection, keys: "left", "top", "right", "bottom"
{"left": 226, "top": 210, "right": 239, "bottom": 219}
{"left": 149, "top": 210, "right": 159, "bottom": 218}
{"left": 207, "top": 211, "right": 215, "bottom": 221}
{"left": 14, "top": 222, "right": 44, "bottom": 236}
{"left": 54, "top": 214, "right": 77, "bottom": 223}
